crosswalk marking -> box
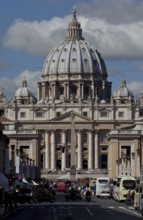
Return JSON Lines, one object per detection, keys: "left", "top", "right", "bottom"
{"left": 107, "top": 206, "right": 115, "bottom": 209}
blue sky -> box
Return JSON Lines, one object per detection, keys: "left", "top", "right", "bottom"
{"left": 0, "top": 0, "right": 143, "bottom": 100}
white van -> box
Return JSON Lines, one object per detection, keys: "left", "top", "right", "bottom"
{"left": 112, "top": 176, "right": 136, "bottom": 202}
{"left": 96, "top": 177, "right": 110, "bottom": 198}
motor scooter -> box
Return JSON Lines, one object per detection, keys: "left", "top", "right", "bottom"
{"left": 65, "top": 191, "right": 70, "bottom": 201}
{"left": 86, "top": 195, "right": 91, "bottom": 202}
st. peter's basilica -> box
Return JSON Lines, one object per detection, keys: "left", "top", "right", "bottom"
{"left": 0, "top": 9, "right": 143, "bottom": 180}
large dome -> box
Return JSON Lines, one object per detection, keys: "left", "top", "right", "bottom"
{"left": 38, "top": 9, "right": 112, "bottom": 103}
{"left": 42, "top": 9, "right": 107, "bottom": 80}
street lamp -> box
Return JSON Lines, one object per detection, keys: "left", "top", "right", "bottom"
{"left": 11, "top": 145, "right": 15, "bottom": 175}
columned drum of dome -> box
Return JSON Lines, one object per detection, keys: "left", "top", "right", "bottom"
{"left": 38, "top": 9, "right": 112, "bottom": 103}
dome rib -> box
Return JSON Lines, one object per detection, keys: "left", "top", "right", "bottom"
{"left": 76, "top": 40, "right": 83, "bottom": 73}
{"left": 81, "top": 40, "right": 93, "bottom": 74}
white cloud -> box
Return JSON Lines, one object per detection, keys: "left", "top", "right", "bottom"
{"left": 128, "top": 81, "right": 143, "bottom": 96}
{"left": 2, "top": 13, "right": 143, "bottom": 60}
{"left": 79, "top": 0, "right": 143, "bottom": 24}
{"left": 2, "top": 17, "right": 67, "bottom": 57}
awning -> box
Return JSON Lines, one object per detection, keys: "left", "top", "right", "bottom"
{"left": 0, "top": 172, "right": 9, "bottom": 191}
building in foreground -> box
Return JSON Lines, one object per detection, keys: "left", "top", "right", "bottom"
{"left": 0, "top": 10, "right": 143, "bottom": 179}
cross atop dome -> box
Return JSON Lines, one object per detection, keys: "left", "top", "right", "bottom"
{"left": 72, "top": 5, "right": 77, "bottom": 22}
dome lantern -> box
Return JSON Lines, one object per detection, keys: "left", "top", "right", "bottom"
{"left": 66, "top": 8, "right": 83, "bottom": 40}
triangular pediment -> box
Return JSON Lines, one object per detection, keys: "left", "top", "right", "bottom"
{"left": 50, "top": 111, "right": 93, "bottom": 122}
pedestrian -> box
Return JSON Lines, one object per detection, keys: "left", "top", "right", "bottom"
{"left": 0, "top": 187, "right": 4, "bottom": 205}
{"left": 31, "top": 186, "right": 38, "bottom": 203}
{"left": 134, "top": 188, "right": 140, "bottom": 210}
{"left": 4, "top": 191, "right": 10, "bottom": 213}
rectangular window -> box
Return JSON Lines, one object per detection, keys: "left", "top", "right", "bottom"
{"left": 102, "top": 147, "right": 107, "bottom": 151}
{"left": 139, "top": 110, "right": 143, "bottom": 117}
{"left": 83, "top": 112, "right": 87, "bottom": 117}
{"left": 36, "top": 111, "right": 43, "bottom": 117}
{"left": 20, "top": 112, "right": 26, "bottom": 118}
{"left": 118, "top": 111, "right": 124, "bottom": 117}
{"left": 100, "top": 111, "right": 108, "bottom": 117}
{"left": 56, "top": 112, "right": 61, "bottom": 117}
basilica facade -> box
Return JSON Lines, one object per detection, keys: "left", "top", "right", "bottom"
{"left": 0, "top": 10, "right": 143, "bottom": 179}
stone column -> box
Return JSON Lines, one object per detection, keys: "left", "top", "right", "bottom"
{"left": 88, "top": 130, "right": 93, "bottom": 169}
{"left": 15, "top": 149, "right": 20, "bottom": 174}
{"left": 51, "top": 130, "right": 56, "bottom": 170}
{"left": 77, "top": 130, "right": 82, "bottom": 169}
{"left": 37, "top": 82, "right": 41, "bottom": 100}
{"left": 62, "top": 130, "right": 66, "bottom": 171}
{"left": 81, "top": 83, "right": 84, "bottom": 99}
{"left": 136, "top": 149, "right": 140, "bottom": 177}
{"left": 94, "top": 130, "right": 99, "bottom": 169}
{"left": 45, "top": 130, "right": 50, "bottom": 170}
{"left": 66, "top": 83, "right": 69, "bottom": 99}
{"left": 70, "top": 112, "right": 76, "bottom": 181}
{"left": 131, "top": 152, "right": 135, "bottom": 177}
{"left": 92, "top": 82, "right": 94, "bottom": 99}
{"left": 64, "top": 84, "right": 66, "bottom": 98}
{"left": 42, "top": 82, "right": 46, "bottom": 100}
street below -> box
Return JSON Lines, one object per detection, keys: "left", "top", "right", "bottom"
{"left": 3, "top": 191, "right": 142, "bottom": 220}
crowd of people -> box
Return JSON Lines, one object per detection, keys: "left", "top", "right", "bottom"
{"left": 0, "top": 186, "right": 17, "bottom": 213}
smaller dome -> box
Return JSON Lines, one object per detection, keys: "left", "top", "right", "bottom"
{"left": 114, "top": 80, "right": 133, "bottom": 97}
{"left": 15, "top": 79, "right": 34, "bottom": 98}
{"left": 37, "top": 99, "right": 46, "bottom": 104}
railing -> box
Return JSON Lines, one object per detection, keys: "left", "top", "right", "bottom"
{"left": 41, "top": 168, "right": 108, "bottom": 175}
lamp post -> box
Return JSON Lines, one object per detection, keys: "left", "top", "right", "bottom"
{"left": 11, "top": 145, "right": 15, "bottom": 175}
{"left": 26, "top": 156, "right": 30, "bottom": 177}
{"left": 29, "top": 159, "right": 32, "bottom": 178}
{"left": 32, "top": 160, "right": 35, "bottom": 179}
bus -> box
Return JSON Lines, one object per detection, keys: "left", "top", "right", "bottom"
{"left": 96, "top": 177, "right": 110, "bottom": 198}
{"left": 112, "top": 176, "right": 136, "bottom": 202}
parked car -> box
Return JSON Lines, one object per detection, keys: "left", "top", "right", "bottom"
{"left": 35, "top": 188, "right": 55, "bottom": 203}
{"left": 16, "top": 188, "right": 35, "bottom": 204}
